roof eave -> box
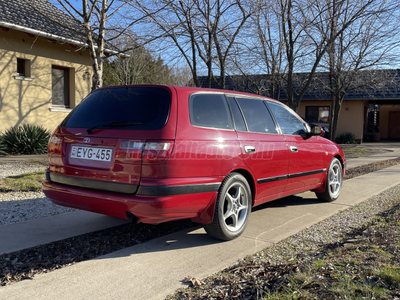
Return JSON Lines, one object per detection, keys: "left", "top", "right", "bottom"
{"left": 0, "top": 21, "right": 128, "bottom": 57}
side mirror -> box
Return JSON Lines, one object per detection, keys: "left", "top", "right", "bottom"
{"left": 309, "top": 125, "right": 323, "bottom": 137}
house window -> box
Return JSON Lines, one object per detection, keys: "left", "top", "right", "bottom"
{"left": 17, "top": 58, "right": 26, "bottom": 75}
{"left": 305, "top": 106, "right": 330, "bottom": 124}
{"left": 16, "top": 58, "right": 31, "bottom": 77}
{"left": 52, "top": 66, "right": 70, "bottom": 107}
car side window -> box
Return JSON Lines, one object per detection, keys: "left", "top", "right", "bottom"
{"left": 267, "top": 101, "right": 308, "bottom": 136}
{"left": 236, "top": 97, "right": 277, "bottom": 134}
{"left": 227, "top": 97, "right": 247, "bottom": 131}
{"left": 189, "top": 93, "right": 233, "bottom": 130}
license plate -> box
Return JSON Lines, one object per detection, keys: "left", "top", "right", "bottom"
{"left": 70, "top": 145, "right": 112, "bottom": 162}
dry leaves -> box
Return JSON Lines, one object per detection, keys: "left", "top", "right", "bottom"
{"left": 182, "top": 277, "right": 205, "bottom": 287}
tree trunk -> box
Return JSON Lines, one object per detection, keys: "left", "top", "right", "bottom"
{"left": 92, "top": 60, "right": 103, "bottom": 91}
{"left": 329, "top": 93, "right": 342, "bottom": 142}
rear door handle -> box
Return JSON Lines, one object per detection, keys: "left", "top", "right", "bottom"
{"left": 244, "top": 146, "right": 256, "bottom": 154}
{"left": 290, "top": 146, "right": 298, "bottom": 153}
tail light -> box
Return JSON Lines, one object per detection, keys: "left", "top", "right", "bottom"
{"left": 116, "top": 140, "right": 144, "bottom": 163}
{"left": 142, "top": 141, "right": 173, "bottom": 163}
{"left": 48, "top": 136, "right": 65, "bottom": 156}
{"left": 116, "top": 140, "right": 173, "bottom": 164}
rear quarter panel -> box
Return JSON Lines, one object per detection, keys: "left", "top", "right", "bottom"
{"left": 141, "top": 88, "right": 247, "bottom": 179}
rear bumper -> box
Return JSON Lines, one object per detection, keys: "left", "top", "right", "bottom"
{"left": 42, "top": 176, "right": 221, "bottom": 224}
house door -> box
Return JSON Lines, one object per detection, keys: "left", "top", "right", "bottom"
{"left": 388, "top": 111, "right": 400, "bottom": 140}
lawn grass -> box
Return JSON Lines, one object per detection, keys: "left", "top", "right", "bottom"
{"left": 0, "top": 171, "right": 45, "bottom": 192}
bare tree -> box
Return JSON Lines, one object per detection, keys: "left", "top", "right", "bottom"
{"left": 136, "top": 0, "right": 252, "bottom": 89}
{"left": 255, "top": 0, "right": 384, "bottom": 112}
{"left": 44, "top": 0, "right": 156, "bottom": 91}
{"left": 317, "top": 0, "right": 400, "bottom": 140}
{"left": 229, "top": 0, "right": 340, "bottom": 107}
{"left": 103, "top": 35, "right": 194, "bottom": 86}
{"left": 227, "top": 0, "right": 285, "bottom": 98}
{"left": 230, "top": 0, "right": 328, "bottom": 105}
{"left": 168, "top": 64, "right": 196, "bottom": 87}
{"left": 104, "top": 36, "right": 158, "bottom": 85}
{"left": 52, "top": 0, "right": 130, "bottom": 91}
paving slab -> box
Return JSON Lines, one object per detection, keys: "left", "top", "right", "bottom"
{"left": 0, "top": 211, "right": 129, "bottom": 255}
{"left": 1, "top": 164, "right": 399, "bottom": 300}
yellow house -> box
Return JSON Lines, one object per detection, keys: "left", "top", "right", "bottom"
{"left": 293, "top": 70, "right": 400, "bottom": 142}
{"left": 297, "top": 98, "right": 400, "bottom": 142}
{"left": 0, "top": 0, "right": 93, "bottom": 133}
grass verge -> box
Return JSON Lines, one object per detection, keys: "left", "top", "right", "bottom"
{"left": 341, "top": 146, "right": 390, "bottom": 158}
{"left": 265, "top": 205, "right": 400, "bottom": 299}
{"left": 0, "top": 171, "right": 45, "bottom": 192}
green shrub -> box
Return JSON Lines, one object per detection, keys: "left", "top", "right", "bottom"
{"left": 0, "top": 135, "right": 6, "bottom": 156}
{"left": 2, "top": 124, "right": 51, "bottom": 155}
{"left": 336, "top": 132, "right": 357, "bottom": 144}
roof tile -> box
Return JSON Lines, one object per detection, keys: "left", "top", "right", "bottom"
{"left": 0, "top": 0, "right": 85, "bottom": 42}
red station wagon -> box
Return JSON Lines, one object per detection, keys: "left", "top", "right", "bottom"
{"left": 43, "top": 85, "right": 346, "bottom": 240}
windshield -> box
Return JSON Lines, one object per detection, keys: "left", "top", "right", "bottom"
{"left": 62, "top": 87, "right": 171, "bottom": 131}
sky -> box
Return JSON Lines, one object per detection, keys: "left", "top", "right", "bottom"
{"left": 50, "top": 0, "right": 83, "bottom": 18}
{"left": 48, "top": 0, "right": 400, "bottom": 74}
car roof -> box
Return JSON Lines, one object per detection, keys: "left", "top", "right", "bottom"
{"left": 98, "top": 84, "right": 279, "bottom": 103}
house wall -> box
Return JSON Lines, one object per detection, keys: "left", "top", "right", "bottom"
{"left": 0, "top": 28, "right": 92, "bottom": 132}
{"left": 298, "top": 100, "right": 364, "bottom": 142}
{"left": 380, "top": 104, "right": 400, "bottom": 139}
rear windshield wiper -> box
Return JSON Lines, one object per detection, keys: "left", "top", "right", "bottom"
{"left": 86, "top": 121, "right": 143, "bottom": 134}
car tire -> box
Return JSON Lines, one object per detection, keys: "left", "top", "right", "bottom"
{"left": 316, "top": 157, "right": 343, "bottom": 202}
{"left": 204, "top": 172, "right": 252, "bottom": 241}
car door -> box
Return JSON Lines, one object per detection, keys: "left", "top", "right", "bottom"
{"left": 228, "top": 97, "right": 289, "bottom": 205}
{"left": 266, "top": 101, "right": 326, "bottom": 192}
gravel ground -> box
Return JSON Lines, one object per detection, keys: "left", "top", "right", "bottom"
{"left": 0, "top": 162, "right": 46, "bottom": 180}
{"left": 0, "top": 162, "right": 75, "bottom": 225}
{"left": 0, "top": 192, "right": 75, "bottom": 225}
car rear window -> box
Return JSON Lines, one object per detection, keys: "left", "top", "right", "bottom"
{"left": 62, "top": 87, "right": 171, "bottom": 130}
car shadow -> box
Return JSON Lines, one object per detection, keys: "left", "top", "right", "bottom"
{"left": 252, "top": 194, "right": 321, "bottom": 212}
{"left": 94, "top": 193, "right": 323, "bottom": 259}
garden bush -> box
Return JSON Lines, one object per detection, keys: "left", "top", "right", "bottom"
{"left": 1, "top": 124, "right": 50, "bottom": 155}
{"left": 0, "top": 135, "right": 6, "bottom": 156}
{"left": 335, "top": 132, "right": 357, "bottom": 144}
